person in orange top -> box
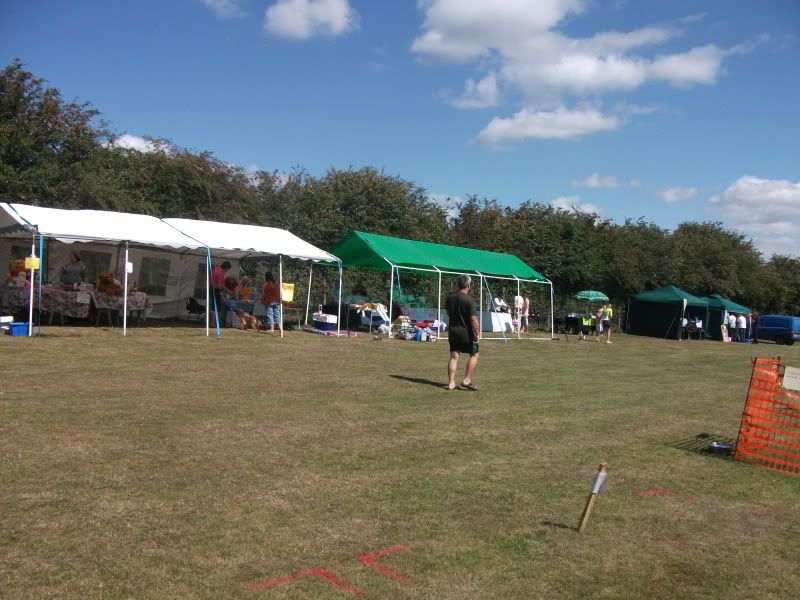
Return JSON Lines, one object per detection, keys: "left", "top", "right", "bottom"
{"left": 260, "top": 271, "right": 281, "bottom": 333}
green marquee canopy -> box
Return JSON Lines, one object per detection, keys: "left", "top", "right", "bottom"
{"left": 704, "top": 294, "right": 752, "bottom": 314}
{"left": 630, "top": 284, "right": 709, "bottom": 307}
{"left": 329, "top": 230, "right": 547, "bottom": 281}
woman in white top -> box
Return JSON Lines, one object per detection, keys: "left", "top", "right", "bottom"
{"left": 736, "top": 314, "right": 747, "bottom": 342}
{"left": 727, "top": 313, "right": 737, "bottom": 342}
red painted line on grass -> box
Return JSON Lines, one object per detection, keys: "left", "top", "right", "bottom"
{"left": 248, "top": 573, "right": 299, "bottom": 590}
{"left": 637, "top": 487, "right": 679, "bottom": 497}
{"left": 637, "top": 487, "right": 695, "bottom": 502}
{"left": 357, "top": 545, "right": 414, "bottom": 585}
{"left": 248, "top": 569, "right": 363, "bottom": 595}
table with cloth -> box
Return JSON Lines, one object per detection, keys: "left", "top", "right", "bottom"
{"left": 1, "top": 286, "right": 151, "bottom": 324}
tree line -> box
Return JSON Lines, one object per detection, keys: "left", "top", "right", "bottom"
{"left": 2, "top": 60, "right": 798, "bottom": 315}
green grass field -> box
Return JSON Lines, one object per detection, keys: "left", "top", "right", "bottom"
{"left": 2, "top": 327, "right": 799, "bottom": 599}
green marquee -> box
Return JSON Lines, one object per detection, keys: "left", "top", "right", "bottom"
{"left": 631, "top": 284, "right": 709, "bottom": 307}
{"left": 704, "top": 294, "right": 752, "bottom": 341}
{"left": 627, "top": 285, "right": 710, "bottom": 339}
{"left": 329, "top": 230, "right": 547, "bottom": 281}
{"left": 704, "top": 294, "right": 752, "bottom": 315}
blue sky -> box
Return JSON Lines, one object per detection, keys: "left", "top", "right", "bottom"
{"left": 2, "top": 0, "right": 798, "bottom": 257}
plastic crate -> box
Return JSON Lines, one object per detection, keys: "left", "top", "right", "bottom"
{"left": 313, "top": 320, "right": 337, "bottom": 331}
{"left": 7, "top": 322, "right": 30, "bottom": 336}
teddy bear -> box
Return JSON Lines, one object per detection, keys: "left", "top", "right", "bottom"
{"left": 96, "top": 273, "right": 122, "bottom": 296}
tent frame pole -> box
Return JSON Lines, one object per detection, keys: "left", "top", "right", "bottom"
{"left": 205, "top": 251, "right": 210, "bottom": 336}
{"left": 337, "top": 260, "right": 343, "bottom": 337}
{"left": 434, "top": 266, "right": 442, "bottom": 327}
{"left": 123, "top": 242, "right": 129, "bottom": 336}
{"left": 37, "top": 234, "right": 44, "bottom": 335}
{"left": 515, "top": 276, "right": 521, "bottom": 340}
{"left": 279, "top": 255, "right": 284, "bottom": 338}
{"left": 477, "top": 271, "right": 484, "bottom": 335}
{"left": 27, "top": 232, "right": 35, "bottom": 337}
{"left": 386, "top": 258, "right": 396, "bottom": 337}
{"left": 305, "top": 264, "right": 313, "bottom": 325}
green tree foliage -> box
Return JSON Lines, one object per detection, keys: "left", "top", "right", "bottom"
{"left": 669, "top": 221, "right": 763, "bottom": 298}
{"left": 601, "top": 218, "right": 673, "bottom": 301}
{"left": 757, "top": 256, "right": 800, "bottom": 315}
{"left": 256, "top": 166, "right": 449, "bottom": 250}
{"left": 65, "top": 142, "right": 262, "bottom": 221}
{"left": 0, "top": 59, "right": 109, "bottom": 202}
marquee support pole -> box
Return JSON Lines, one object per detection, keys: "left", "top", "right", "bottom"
{"left": 27, "top": 233, "right": 35, "bottom": 337}
{"left": 123, "top": 242, "right": 129, "bottom": 336}
{"left": 388, "top": 262, "right": 395, "bottom": 337}
{"left": 279, "top": 255, "right": 284, "bottom": 338}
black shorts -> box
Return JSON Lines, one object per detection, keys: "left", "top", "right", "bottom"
{"left": 449, "top": 328, "right": 477, "bottom": 355}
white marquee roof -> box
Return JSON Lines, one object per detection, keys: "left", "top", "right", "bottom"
{"left": 0, "top": 203, "right": 204, "bottom": 249}
{"left": 164, "top": 218, "right": 337, "bottom": 262}
{"left": 0, "top": 204, "right": 338, "bottom": 263}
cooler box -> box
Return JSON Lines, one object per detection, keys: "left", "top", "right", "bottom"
{"left": 7, "top": 322, "right": 30, "bottom": 336}
{"left": 313, "top": 312, "right": 338, "bottom": 331}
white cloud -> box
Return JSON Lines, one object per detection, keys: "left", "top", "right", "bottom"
{"left": 265, "top": 0, "right": 358, "bottom": 39}
{"left": 649, "top": 45, "right": 728, "bottom": 88}
{"left": 572, "top": 172, "right": 619, "bottom": 188}
{"left": 710, "top": 175, "right": 800, "bottom": 257}
{"left": 656, "top": 186, "right": 698, "bottom": 203}
{"left": 412, "top": 0, "right": 748, "bottom": 146}
{"left": 450, "top": 73, "right": 501, "bottom": 109}
{"left": 551, "top": 195, "right": 601, "bottom": 215}
{"left": 629, "top": 179, "right": 641, "bottom": 188}
{"left": 413, "top": 1, "right": 733, "bottom": 94}
{"left": 429, "top": 193, "right": 463, "bottom": 220}
{"left": 108, "top": 134, "right": 160, "bottom": 153}
{"left": 477, "top": 106, "right": 620, "bottom": 146}
{"left": 200, "top": 0, "right": 245, "bottom": 18}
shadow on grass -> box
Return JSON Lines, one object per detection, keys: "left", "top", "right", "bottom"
{"left": 389, "top": 375, "right": 447, "bottom": 389}
{"left": 665, "top": 432, "right": 736, "bottom": 461}
{"left": 540, "top": 520, "right": 577, "bottom": 531}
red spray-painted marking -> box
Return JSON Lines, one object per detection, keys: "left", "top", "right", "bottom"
{"left": 357, "top": 545, "right": 414, "bottom": 585}
{"left": 248, "top": 568, "right": 363, "bottom": 595}
{"left": 637, "top": 487, "right": 679, "bottom": 497}
{"left": 637, "top": 487, "right": 695, "bottom": 502}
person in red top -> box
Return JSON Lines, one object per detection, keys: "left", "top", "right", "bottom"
{"left": 211, "top": 261, "right": 231, "bottom": 326}
{"left": 260, "top": 271, "right": 281, "bottom": 333}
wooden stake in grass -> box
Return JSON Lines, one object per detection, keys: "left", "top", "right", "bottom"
{"left": 578, "top": 463, "right": 607, "bottom": 533}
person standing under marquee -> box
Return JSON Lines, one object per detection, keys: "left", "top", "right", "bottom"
{"left": 445, "top": 274, "right": 480, "bottom": 391}
{"left": 211, "top": 260, "right": 231, "bottom": 327}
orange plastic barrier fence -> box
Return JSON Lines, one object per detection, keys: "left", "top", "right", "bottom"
{"left": 734, "top": 357, "right": 800, "bottom": 476}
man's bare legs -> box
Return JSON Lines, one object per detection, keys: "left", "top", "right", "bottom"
{"left": 447, "top": 351, "right": 460, "bottom": 390}
{"left": 447, "top": 351, "right": 480, "bottom": 389}
{"left": 462, "top": 353, "right": 479, "bottom": 386}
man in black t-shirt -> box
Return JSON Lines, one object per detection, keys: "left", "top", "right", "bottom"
{"left": 445, "top": 274, "right": 480, "bottom": 391}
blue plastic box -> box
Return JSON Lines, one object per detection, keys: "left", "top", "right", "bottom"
{"left": 7, "top": 322, "right": 30, "bottom": 336}
{"left": 313, "top": 320, "right": 337, "bottom": 331}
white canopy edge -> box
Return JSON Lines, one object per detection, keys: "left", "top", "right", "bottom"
{"left": 0, "top": 203, "right": 31, "bottom": 234}
{"left": 1, "top": 203, "right": 205, "bottom": 250}
{"left": 163, "top": 217, "right": 338, "bottom": 262}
